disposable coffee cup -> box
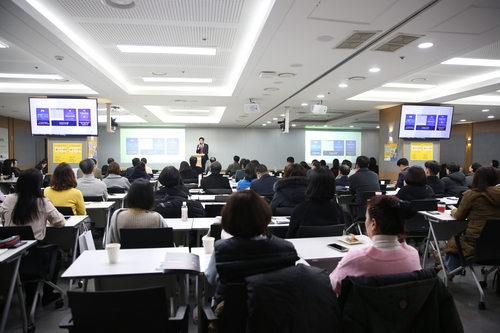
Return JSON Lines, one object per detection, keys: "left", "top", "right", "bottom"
{"left": 437, "top": 202, "right": 446, "bottom": 213}
{"left": 375, "top": 191, "right": 382, "bottom": 196}
{"left": 106, "top": 243, "right": 121, "bottom": 264}
{"left": 380, "top": 181, "right": 385, "bottom": 185}
{"left": 202, "top": 236, "right": 215, "bottom": 254}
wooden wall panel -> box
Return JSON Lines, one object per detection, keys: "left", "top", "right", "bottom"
{"left": 379, "top": 105, "right": 401, "bottom": 124}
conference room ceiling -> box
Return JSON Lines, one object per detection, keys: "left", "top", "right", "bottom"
{"left": 0, "top": 0, "right": 499, "bottom": 130}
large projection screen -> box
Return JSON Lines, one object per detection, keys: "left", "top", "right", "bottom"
{"left": 120, "top": 128, "right": 186, "bottom": 165}
{"left": 305, "top": 131, "right": 362, "bottom": 163}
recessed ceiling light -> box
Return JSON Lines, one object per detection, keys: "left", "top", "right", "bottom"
{"left": 369, "top": 68, "right": 380, "bottom": 73}
{"left": 169, "top": 109, "right": 209, "bottom": 113}
{"left": 262, "top": 124, "right": 266, "bottom": 126}
{"left": 290, "top": 63, "right": 303, "bottom": 68}
{"left": 264, "top": 87, "right": 279, "bottom": 91}
{"left": 323, "top": 125, "right": 328, "bottom": 127}
{"left": 301, "top": 103, "right": 308, "bottom": 106}
{"left": 339, "top": 84, "right": 348, "bottom": 88}
{"left": 411, "top": 78, "right": 427, "bottom": 82}
{"left": 117, "top": 45, "right": 216, "bottom": 55}
{"left": 267, "top": 121, "right": 271, "bottom": 123}
{"left": 482, "top": 109, "right": 489, "bottom": 112}
{"left": 280, "top": 114, "right": 286, "bottom": 117}
{"left": 442, "top": 58, "right": 500, "bottom": 67}
{"left": 151, "top": 72, "right": 167, "bottom": 76}
{"left": 488, "top": 115, "right": 495, "bottom": 118}
{"left": 292, "top": 124, "right": 297, "bottom": 127}
{"left": 278, "top": 73, "right": 296, "bottom": 78}
{"left": 347, "top": 76, "right": 365, "bottom": 81}
{"left": 418, "top": 42, "right": 433, "bottom": 48}
{"left": 383, "top": 83, "right": 436, "bottom": 89}
{"left": 272, "top": 118, "right": 277, "bottom": 120}
{"left": 460, "top": 119, "right": 466, "bottom": 122}
{"left": 376, "top": 125, "right": 380, "bottom": 128}
{"left": 103, "top": 0, "right": 136, "bottom": 9}
{"left": 142, "top": 77, "right": 212, "bottom": 83}
{"left": 349, "top": 125, "right": 354, "bottom": 128}
{"left": 317, "top": 94, "right": 325, "bottom": 98}
{"left": 0, "top": 73, "right": 65, "bottom": 80}
{"left": 0, "top": 42, "right": 8, "bottom": 48}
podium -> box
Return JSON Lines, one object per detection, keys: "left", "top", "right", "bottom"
{"left": 191, "top": 154, "right": 204, "bottom": 167}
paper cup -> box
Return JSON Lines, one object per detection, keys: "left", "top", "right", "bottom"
{"left": 202, "top": 236, "right": 215, "bottom": 254}
{"left": 106, "top": 243, "right": 121, "bottom": 264}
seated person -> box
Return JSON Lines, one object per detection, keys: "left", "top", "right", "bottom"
{"left": 329, "top": 195, "right": 421, "bottom": 295}
{"left": 335, "top": 164, "right": 350, "bottom": 187}
{"left": 201, "top": 162, "right": 231, "bottom": 191}
{"left": 101, "top": 157, "right": 114, "bottom": 175}
{"left": 11, "top": 158, "right": 21, "bottom": 177}
{"left": 270, "top": 163, "right": 308, "bottom": 214}
{"left": 396, "top": 165, "right": 435, "bottom": 201}
{"left": 441, "top": 162, "right": 467, "bottom": 197}
{"left": 154, "top": 166, "right": 205, "bottom": 217}
{"left": 76, "top": 158, "right": 108, "bottom": 200}
{"left": 141, "top": 157, "right": 153, "bottom": 174}
{"left": 108, "top": 178, "right": 167, "bottom": 243}
{"left": 395, "top": 158, "right": 409, "bottom": 189}
{"left": 127, "top": 162, "right": 151, "bottom": 182}
{"left": 465, "top": 162, "right": 481, "bottom": 188}
{"left": 102, "top": 162, "right": 131, "bottom": 190}
{"left": 424, "top": 160, "right": 445, "bottom": 195}
{"left": 348, "top": 155, "right": 380, "bottom": 221}
{"left": 205, "top": 190, "right": 299, "bottom": 306}
{"left": 179, "top": 161, "right": 197, "bottom": 181}
{"left": 234, "top": 158, "right": 249, "bottom": 182}
{"left": 189, "top": 156, "right": 204, "bottom": 177}
{"left": 0, "top": 168, "right": 66, "bottom": 306}
{"left": 250, "top": 164, "right": 277, "bottom": 197}
{"left": 77, "top": 158, "right": 103, "bottom": 180}
{"left": 286, "top": 167, "right": 344, "bottom": 238}
{"left": 44, "top": 162, "right": 87, "bottom": 215}
{"left": 236, "top": 163, "right": 257, "bottom": 190}
{"left": 225, "top": 155, "right": 241, "bottom": 175}
{"left": 126, "top": 157, "right": 140, "bottom": 177}
{"left": 441, "top": 167, "right": 500, "bottom": 280}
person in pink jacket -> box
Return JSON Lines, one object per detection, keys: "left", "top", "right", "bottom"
{"left": 329, "top": 195, "right": 422, "bottom": 295}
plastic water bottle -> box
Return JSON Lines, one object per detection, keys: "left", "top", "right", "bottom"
{"left": 181, "top": 202, "right": 188, "bottom": 222}
{"left": 11, "top": 173, "right": 15, "bottom": 180}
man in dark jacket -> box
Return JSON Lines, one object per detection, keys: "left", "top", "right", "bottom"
{"left": 126, "top": 157, "right": 140, "bottom": 177}
{"left": 424, "top": 160, "right": 445, "bottom": 195}
{"left": 269, "top": 176, "right": 308, "bottom": 214}
{"left": 335, "top": 164, "right": 350, "bottom": 187}
{"left": 348, "top": 156, "right": 380, "bottom": 221}
{"left": 395, "top": 158, "right": 409, "bottom": 188}
{"left": 201, "top": 162, "right": 231, "bottom": 191}
{"left": 441, "top": 162, "right": 468, "bottom": 197}
{"left": 250, "top": 164, "right": 278, "bottom": 197}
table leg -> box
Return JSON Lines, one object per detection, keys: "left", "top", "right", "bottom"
{"left": 422, "top": 223, "right": 432, "bottom": 267}
{"left": 103, "top": 208, "right": 111, "bottom": 246}
{"left": 0, "top": 257, "right": 22, "bottom": 333}
{"left": 429, "top": 222, "right": 448, "bottom": 286}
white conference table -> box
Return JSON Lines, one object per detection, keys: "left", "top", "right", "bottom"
{"left": 107, "top": 192, "right": 127, "bottom": 208}
{"left": 45, "top": 215, "right": 89, "bottom": 259}
{"left": 418, "top": 210, "right": 468, "bottom": 286}
{"left": 85, "top": 201, "right": 116, "bottom": 245}
{"left": 0, "top": 240, "right": 37, "bottom": 333}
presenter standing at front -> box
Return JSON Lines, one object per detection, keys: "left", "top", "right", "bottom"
{"left": 196, "top": 137, "right": 209, "bottom": 172}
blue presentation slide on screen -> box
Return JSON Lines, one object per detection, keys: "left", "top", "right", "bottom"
{"left": 305, "top": 131, "right": 361, "bottom": 163}
{"left": 120, "top": 128, "right": 185, "bottom": 165}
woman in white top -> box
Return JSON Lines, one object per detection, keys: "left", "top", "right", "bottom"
{"left": 102, "top": 162, "right": 131, "bottom": 190}
{"left": 108, "top": 178, "right": 166, "bottom": 243}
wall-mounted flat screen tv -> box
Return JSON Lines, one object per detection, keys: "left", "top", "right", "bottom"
{"left": 29, "top": 97, "right": 98, "bottom": 136}
{"left": 398, "top": 105, "right": 454, "bottom": 140}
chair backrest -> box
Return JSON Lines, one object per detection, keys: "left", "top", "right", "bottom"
{"left": 84, "top": 195, "right": 104, "bottom": 202}
{"left": 120, "top": 228, "right": 174, "bottom": 249}
{"left": 182, "top": 178, "right": 198, "bottom": 184}
{"left": 210, "top": 223, "right": 222, "bottom": 241}
{"left": 475, "top": 220, "right": 500, "bottom": 263}
{"left": 55, "top": 206, "right": 74, "bottom": 216}
{"left": 204, "top": 204, "right": 224, "bottom": 217}
{"left": 214, "top": 195, "right": 230, "bottom": 202}
{"left": 356, "top": 191, "right": 375, "bottom": 221}
{"left": 67, "top": 286, "right": 170, "bottom": 332}
{"left": 410, "top": 199, "right": 438, "bottom": 211}
{"left": 274, "top": 206, "right": 294, "bottom": 216}
{"left": 0, "top": 225, "right": 36, "bottom": 240}
{"left": 296, "top": 224, "right": 345, "bottom": 238}
{"left": 107, "top": 187, "right": 126, "bottom": 194}
{"left": 205, "top": 188, "right": 233, "bottom": 195}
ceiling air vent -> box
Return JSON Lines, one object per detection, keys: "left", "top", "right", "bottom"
{"left": 333, "top": 31, "right": 380, "bottom": 50}
{"left": 373, "top": 33, "right": 423, "bottom": 52}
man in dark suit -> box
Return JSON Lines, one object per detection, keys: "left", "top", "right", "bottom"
{"left": 196, "top": 137, "right": 209, "bottom": 171}
{"left": 424, "top": 160, "right": 445, "bottom": 195}
{"left": 201, "top": 162, "right": 231, "bottom": 191}
{"left": 126, "top": 157, "right": 140, "bottom": 177}
{"left": 395, "top": 158, "right": 409, "bottom": 188}
{"left": 335, "top": 164, "right": 350, "bottom": 187}
{"left": 250, "top": 164, "right": 277, "bottom": 197}
{"left": 348, "top": 155, "right": 380, "bottom": 221}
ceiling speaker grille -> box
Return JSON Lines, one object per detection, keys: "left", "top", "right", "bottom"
{"left": 373, "top": 33, "right": 423, "bottom": 52}
{"left": 334, "top": 31, "right": 379, "bottom": 49}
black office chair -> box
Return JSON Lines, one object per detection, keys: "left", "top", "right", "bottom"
{"left": 182, "top": 178, "right": 198, "bottom": 184}
{"left": 453, "top": 220, "right": 500, "bottom": 310}
{"left": 204, "top": 204, "right": 224, "bottom": 217}
{"left": 120, "top": 228, "right": 175, "bottom": 249}
{"left": 204, "top": 188, "right": 232, "bottom": 195}
{"left": 274, "top": 206, "right": 294, "bottom": 216}
{"left": 209, "top": 223, "right": 222, "bottom": 241}
{"left": 107, "top": 187, "right": 126, "bottom": 194}
{"left": 296, "top": 224, "right": 345, "bottom": 238}
{"left": 346, "top": 191, "right": 375, "bottom": 234}
{"left": 0, "top": 226, "right": 64, "bottom": 330}
{"left": 214, "top": 195, "right": 230, "bottom": 202}
{"left": 60, "top": 286, "right": 188, "bottom": 333}
{"left": 83, "top": 195, "right": 104, "bottom": 202}
{"left": 407, "top": 199, "right": 438, "bottom": 235}
{"left": 55, "top": 206, "right": 74, "bottom": 216}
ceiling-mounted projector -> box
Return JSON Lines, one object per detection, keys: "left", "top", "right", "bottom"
{"left": 311, "top": 104, "right": 328, "bottom": 114}
{"left": 244, "top": 103, "right": 260, "bottom": 113}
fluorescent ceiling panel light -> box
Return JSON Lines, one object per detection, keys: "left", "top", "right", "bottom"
{"left": 0, "top": 42, "right": 8, "bottom": 48}
{"left": 169, "top": 109, "right": 210, "bottom": 113}
{"left": 317, "top": 94, "right": 325, "bottom": 98}
{"left": 488, "top": 115, "right": 495, "bottom": 118}
{"left": 418, "top": 42, "right": 433, "bottom": 48}
{"left": 442, "top": 58, "right": 500, "bottom": 67}
{"left": 369, "top": 68, "right": 380, "bottom": 72}
{"left": 0, "top": 73, "right": 64, "bottom": 80}
{"left": 482, "top": 109, "right": 489, "bottom": 112}
{"left": 339, "top": 84, "right": 348, "bottom": 88}
{"left": 117, "top": 45, "right": 216, "bottom": 55}
{"left": 142, "top": 77, "right": 213, "bottom": 83}
{"left": 383, "top": 83, "right": 436, "bottom": 89}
